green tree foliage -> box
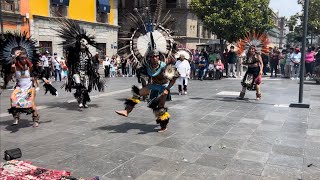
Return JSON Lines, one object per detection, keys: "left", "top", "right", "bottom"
{"left": 286, "top": 0, "right": 320, "bottom": 45}
{"left": 298, "top": 0, "right": 320, "bottom": 35}
{"left": 190, "top": 0, "right": 274, "bottom": 43}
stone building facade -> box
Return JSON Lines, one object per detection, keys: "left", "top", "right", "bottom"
{"left": 30, "top": 16, "right": 118, "bottom": 57}
{"left": 28, "top": 0, "right": 119, "bottom": 57}
{"left": 268, "top": 10, "right": 286, "bottom": 48}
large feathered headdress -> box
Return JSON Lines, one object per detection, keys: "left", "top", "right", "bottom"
{"left": 118, "top": 0, "right": 175, "bottom": 63}
{"left": 174, "top": 48, "right": 193, "bottom": 61}
{"left": 52, "top": 18, "right": 98, "bottom": 49}
{"left": 237, "top": 32, "right": 269, "bottom": 55}
{"left": 0, "top": 32, "right": 38, "bottom": 65}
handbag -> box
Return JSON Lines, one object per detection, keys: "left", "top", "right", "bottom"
{"left": 4, "top": 148, "right": 22, "bottom": 160}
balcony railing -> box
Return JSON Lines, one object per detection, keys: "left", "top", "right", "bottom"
{"left": 1, "top": 0, "right": 20, "bottom": 13}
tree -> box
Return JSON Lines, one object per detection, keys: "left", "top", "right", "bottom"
{"left": 298, "top": 0, "right": 320, "bottom": 36}
{"left": 190, "top": 0, "right": 274, "bottom": 50}
{"left": 287, "top": 0, "right": 320, "bottom": 45}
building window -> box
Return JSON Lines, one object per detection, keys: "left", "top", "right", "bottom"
{"left": 96, "top": 13, "right": 108, "bottom": 23}
{"left": 197, "top": 24, "right": 200, "bottom": 37}
{"left": 96, "top": 0, "right": 110, "bottom": 23}
{"left": 39, "top": 41, "right": 52, "bottom": 55}
{"left": 166, "top": 0, "right": 177, "bottom": 8}
{"left": 96, "top": 43, "right": 106, "bottom": 59}
{"left": 50, "top": 0, "right": 69, "bottom": 17}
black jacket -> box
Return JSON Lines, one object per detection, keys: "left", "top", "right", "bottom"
{"left": 227, "top": 52, "right": 237, "bottom": 64}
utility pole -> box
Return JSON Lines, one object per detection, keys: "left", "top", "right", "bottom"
{"left": 0, "top": 0, "right": 4, "bottom": 38}
{"left": 290, "top": 0, "right": 310, "bottom": 108}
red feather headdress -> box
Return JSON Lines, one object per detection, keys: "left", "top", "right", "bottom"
{"left": 237, "top": 32, "right": 269, "bottom": 55}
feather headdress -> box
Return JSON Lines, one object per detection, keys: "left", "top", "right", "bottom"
{"left": 52, "top": 17, "right": 98, "bottom": 49}
{"left": 237, "top": 32, "right": 269, "bottom": 55}
{"left": 118, "top": 0, "right": 175, "bottom": 63}
{"left": 0, "top": 32, "right": 38, "bottom": 65}
{"left": 174, "top": 48, "right": 193, "bottom": 61}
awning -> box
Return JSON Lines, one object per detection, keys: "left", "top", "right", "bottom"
{"left": 51, "top": 0, "right": 70, "bottom": 6}
{"left": 97, "top": 0, "right": 110, "bottom": 13}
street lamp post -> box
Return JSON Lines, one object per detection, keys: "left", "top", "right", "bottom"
{"left": 0, "top": 0, "right": 4, "bottom": 38}
{"left": 290, "top": 0, "right": 310, "bottom": 108}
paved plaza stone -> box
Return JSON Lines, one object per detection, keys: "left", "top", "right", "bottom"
{"left": 1, "top": 76, "right": 320, "bottom": 179}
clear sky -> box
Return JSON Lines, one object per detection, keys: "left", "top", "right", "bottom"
{"left": 269, "top": 0, "right": 302, "bottom": 18}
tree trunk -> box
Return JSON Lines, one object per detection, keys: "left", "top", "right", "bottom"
{"left": 219, "top": 38, "right": 224, "bottom": 56}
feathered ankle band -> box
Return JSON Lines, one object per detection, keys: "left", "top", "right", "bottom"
{"left": 154, "top": 107, "right": 170, "bottom": 121}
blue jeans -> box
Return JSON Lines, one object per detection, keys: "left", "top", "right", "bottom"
{"left": 198, "top": 69, "right": 207, "bottom": 80}
{"left": 55, "top": 69, "right": 61, "bottom": 81}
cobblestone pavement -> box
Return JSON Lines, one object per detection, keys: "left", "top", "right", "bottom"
{"left": 0, "top": 76, "right": 320, "bottom": 179}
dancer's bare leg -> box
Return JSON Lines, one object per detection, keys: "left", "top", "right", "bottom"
{"left": 115, "top": 86, "right": 150, "bottom": 117}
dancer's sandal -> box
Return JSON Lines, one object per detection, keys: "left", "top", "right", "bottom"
{"left": 33, "top": 115, "right": 40, "bottom": 127}
{"left": 12, "top": 117, "right": 19, "bottom": 126}
{"left": 158, "top": 128, "right": 167, "bottom": 133}
{"left": 256, "top": 92, "right": 262, "bottom": 101}
{"left": 238, "top": 92, "right": 245, "bottom": 100}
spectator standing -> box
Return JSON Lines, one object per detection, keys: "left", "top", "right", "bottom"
{"left": 127, "top": 59, "right": 133, "bottom": 77}
{"left": 227, "top": 46, "right": 237, "bottom": 78}
{"left": 103, "top": 55, "right": 111, "bottom": 77}
{"left": 51, "top": 53, "right": 62, "bottom": 81}
{"left": 237, "top": 51, "right": 245, "bottom": 78}
{"left": 261, "top": 53, "right": 269, "bottom": 75}
{"left": 305, "top": 47, "right": 315, "bottom": 80}
{"left": 41, "top": 51, "right": 51, "bottom": 79}
{"left": 291, "top": 48, "right": 301, "bottom": 80}
{"left": 285, "top": 48, "right": 294, "bottom": 78}
{"left": 193, "top": 50, "right": 200, "bottom": 78}
{"left": 60, "top": 57, "right": 68, "bottom": 79}
{"left": 279, "top": 49, "right": 287, "bottom": 77}
{"left": 223, "top": 48, "right": 229, "bottom": 76}
{"left": 270, "top": 48, "right": 280, "bottom": 78}
{"left": 208, "top": 51, "right": 216, "bottom": 63}
{"left": 121, "top": 56, "right": 127, "bottom": 77}
{"left": 92, "top": 52, "right": 100, "bottom": 72}
{"left": 110, "top": 60, "right": 116, "bottom": 77}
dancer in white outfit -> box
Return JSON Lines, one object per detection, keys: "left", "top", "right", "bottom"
{"left": 175, "top": 54, "right": 191, "bottom": 95}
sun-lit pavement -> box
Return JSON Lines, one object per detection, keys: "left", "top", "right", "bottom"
{"left": 1, "top": 75, "right": 320, "bottom": 179}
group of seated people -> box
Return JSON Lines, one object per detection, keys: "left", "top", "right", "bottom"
{"left": 193, "top": 57, "right": 225, "bottom": 81}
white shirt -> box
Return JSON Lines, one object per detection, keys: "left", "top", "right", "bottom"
{"left": 208, "top": 64, "right": 215, "bottom": 71}
{"left": 52, "top": 56, "right": 61, "bottom": 70}
{"left": 41, "top": 55, "right": 49, "bottom": 67}
{"left": 103, "top": 57, "right": 111, "bottom": 66}
{"left": 175, "top": 59, "right": 191, "bottom": 77}
{"left": 291, "top": 52, "right": 301, "bottom": 65}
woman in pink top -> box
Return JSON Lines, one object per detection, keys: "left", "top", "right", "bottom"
{"left": 305, "top": 47, "right": 315, "bottom": 77}
{"left": 214, "top": 58, "right": 224, "bottom": 80}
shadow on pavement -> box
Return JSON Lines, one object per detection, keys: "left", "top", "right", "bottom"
{"left": 44, "top": 102, "right": 100, "bottom": 111}
{"left": 190, "top": 96, "right": 276, "bottom": 106}
{"left": 94, "top": 122, "right": 158, "bottom": 134}
{"left": 0, "top": 119, "right": 52, "bottom": 133}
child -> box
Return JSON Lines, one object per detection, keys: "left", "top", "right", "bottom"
{"left": 110, "top": 61, "right": 116, "bottom": 77}
{"left": 214, "top": 58, "right": 224, "bottom": 80}
{"left": 208, "top": 61, "right": 215, "bottom": 79}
